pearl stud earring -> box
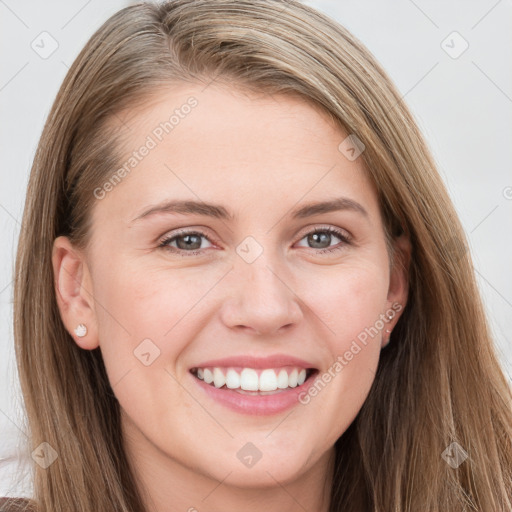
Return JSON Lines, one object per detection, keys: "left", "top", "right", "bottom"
{"left": 74, "top": 324, "right": 87, "bottom": 337}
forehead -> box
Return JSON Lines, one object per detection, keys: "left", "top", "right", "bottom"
{"left": 92, "top": 82, "right": 380, "bottom": 226}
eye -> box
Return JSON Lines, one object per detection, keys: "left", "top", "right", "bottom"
{"left": 295, "top": 226, "right": 351, "bottom": 254}
{"left": 158, "top": 226, "right": 352, "bottom": 257}
{"left": 158, "top": 230, "right": 214, "bottom": 256}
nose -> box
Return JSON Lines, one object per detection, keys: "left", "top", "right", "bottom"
{"left": 220, "top": 257, "right": 303, "bottom": 336}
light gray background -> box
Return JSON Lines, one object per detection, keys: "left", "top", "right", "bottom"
{"left": 1, "top": 0, "right": 511, "bottom": 497}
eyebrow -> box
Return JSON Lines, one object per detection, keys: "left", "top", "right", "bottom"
{"left": 130, "top": 196, "right": 368, "bottom": 224}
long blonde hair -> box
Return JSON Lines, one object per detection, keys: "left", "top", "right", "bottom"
{"left": 12, "top": 1, "right": 512, "bottom": 510}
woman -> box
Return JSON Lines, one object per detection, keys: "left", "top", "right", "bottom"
{"left": 7, "top": 0, "right": 512, "bottom": 510}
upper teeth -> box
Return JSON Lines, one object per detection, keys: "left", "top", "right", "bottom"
{"left": 194, "top": 367, "right": 308, "bottom": 391}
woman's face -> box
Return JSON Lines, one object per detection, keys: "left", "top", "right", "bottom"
{"left": 54, "top": 82, "right": 408, "bottom": 491}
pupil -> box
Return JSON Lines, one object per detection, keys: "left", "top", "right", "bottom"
{"left": 178, "top": 234, "right": 201, "bottom": 250}
{"left": 310, "top": 232, "right": 330, "bottom": 249}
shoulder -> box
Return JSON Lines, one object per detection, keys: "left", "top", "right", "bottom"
{"left": 0, "top": 498, "right": 35, "bottom": 511}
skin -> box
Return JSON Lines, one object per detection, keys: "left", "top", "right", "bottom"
{"left": 52, "top": 82, "right": 410, "bottom": 512}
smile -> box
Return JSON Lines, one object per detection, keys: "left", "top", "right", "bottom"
{"left": 190, "top": 366, "right": 315, "bottom": 393}
{"left": 189, "top": 364, "right": 319, "bottom": 415}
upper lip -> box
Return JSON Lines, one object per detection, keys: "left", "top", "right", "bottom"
{"left": 191, "top": 354, "right": 317, "bottom": 370}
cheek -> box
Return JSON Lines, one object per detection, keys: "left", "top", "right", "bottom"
{"left": 90, "top": 257, "right": 228, "bottom": 386}
{"left": 292, "top": 262, "right": 388, "bottom": 440}
{"left": 93, "top": 252, "right": 193, "bottom": 331}
{"left": 300, "top": 259, "right": 389, "bottom": 343}
{"left": 90, "top": 260, "right": 205, "bottom": 431}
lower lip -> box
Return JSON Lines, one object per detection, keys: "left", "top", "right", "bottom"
{"left": 191, "top": 371, "right": 318, "bottom": 416}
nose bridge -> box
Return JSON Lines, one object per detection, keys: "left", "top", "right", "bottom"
{"left": 240, "top": 254, "right": 286, "bottom": 303}
{"left": 220, "top": 237, "right": 302, "bottom": 334}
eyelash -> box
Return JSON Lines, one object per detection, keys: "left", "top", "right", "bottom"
{"left": 158, "top": 226, "right": 352, "bottom": 257}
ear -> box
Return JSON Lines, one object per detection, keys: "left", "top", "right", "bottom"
{"left": 52, "top": 236, "right": 99, "bottom": 350}
{"left": 382, "top": 234, "right": 411, "bottom": 348}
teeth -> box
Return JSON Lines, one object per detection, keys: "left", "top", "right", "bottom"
{"left": 259, "top": 369, "right": 277, "bottom": 391}
{"left": 277, "top": 369, "right": 288, "bottom": 389}
{"left": 288, "top": 368, "right": 298, "bottom": 387}
{"left": 213, "top": 368, "right": 226, "bottom": 388}
{"left": 225, "top": 369, "right": 241, "bottom": 389}
{"left": 240, "top": 368, "right": 259, "bottom": 391}
{"left": 193, "top": 366, "right": 311, "bottom": 392}
{"left": 203, "top": 368, "right": 213, "bottom": 384}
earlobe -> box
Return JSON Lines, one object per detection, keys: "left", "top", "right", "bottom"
{"left": 52, "top": 236, "right": 99, "bottom": 350}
